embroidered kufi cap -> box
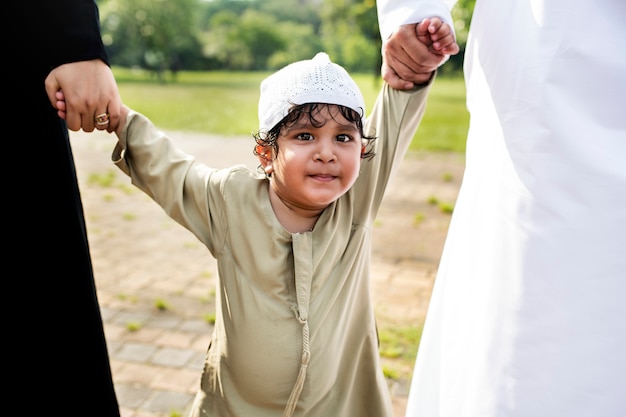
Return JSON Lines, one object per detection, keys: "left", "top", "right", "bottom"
{"left": 258, "top": 52, "right": 366, "bottom": 132}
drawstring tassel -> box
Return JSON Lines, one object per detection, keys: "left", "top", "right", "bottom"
{"left": 284, "top": 309, "right": 311, "bottom": 417}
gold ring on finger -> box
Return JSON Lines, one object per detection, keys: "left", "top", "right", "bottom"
{"left": 95, "top": 113, "right": 110, "bottom": 125}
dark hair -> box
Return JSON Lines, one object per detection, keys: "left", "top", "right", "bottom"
{"left": 253, "top": 103, "right": 376, "bottom": 174}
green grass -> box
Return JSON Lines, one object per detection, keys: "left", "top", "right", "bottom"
{"left": 412, "top": 77, "right": 469, "bottom": 152}
{"left": 379, "top": 325, "right": 423, "bottom": 361}
{"left": 113, "top": 67, "right": 468, "bottom": 153}
{"left": 154, "top": 298, "right": 170, "bottom": 311}
{"left": 203, "top": 312, "right": 217, "bottom": 325}
{"left": 87, "top": 170, "right": 117, "bottom": 187}
{"left": 126, "top": 321, "right": 142, "bottom": 332}
{"left": 379, "top": 324, "right": 424, "bottom": 381}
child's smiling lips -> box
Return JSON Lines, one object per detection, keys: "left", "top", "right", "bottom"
{"left": 309, "top": 173, "right": 337, "bottom": 181}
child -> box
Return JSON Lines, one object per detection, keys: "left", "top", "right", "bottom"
{"left": 56, "top": 21, "right": 456, "bottom": 417}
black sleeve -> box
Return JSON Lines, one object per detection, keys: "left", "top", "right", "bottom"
{"left": 41, "top": 0, "right": 110, "bottom": 70}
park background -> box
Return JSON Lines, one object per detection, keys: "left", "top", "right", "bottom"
{"left": 86, "top": 1, "right": 474, "bottom": 415}
{"left": 98, "top": 0, "right": 475, "bottom": 153}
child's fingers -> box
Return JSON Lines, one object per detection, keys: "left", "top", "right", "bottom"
{"left": 440, "top": 43, "right": 460, "bottom": 55}
{"left": 428, "top": 17, "right": 443, "bottom": 34}
{"left": 430, "top": 23, "right": 452, "bottom": 41}
{"left": 433, "top": 34, "right": 460, "bottom": 55}
{"left": 56, "top": 100, "right": 67, "bottom": 112}
{"left": 55, "top": 90, "right": 68, "bottom": 120}
{"left": 434, "top": 32, "right": 458, "bottom": 48}
{"left": 416, "top": 18, "right": 431, "bottom": 37}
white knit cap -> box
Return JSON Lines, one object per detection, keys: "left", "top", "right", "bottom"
{"left": 258, "top": 52, "right": 366, "bottom": 132}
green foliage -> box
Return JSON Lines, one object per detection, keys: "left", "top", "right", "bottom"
{"left": 452, "top": 0, "right": 477, "bottom": 45}
{"left": 100, "top": 0, "right": 201, "bottom": 73}
{"left": 265, "top": 22, "right": 323, "bottom": 70}
{"left": 318, "top": 0, "right": 380, "bottom": 72}
{"left": 203, "top": 9, "right": 290, "bottom": 70}
{"left": 341, "top": 33, "right": 380, "bottom": 73}
{"left": 98, "top": 0, "right": 474, "bottom": 75}
{"left": 438, "top": 0, "right": 476, "bottom": 74}
{"left": 113, "top": 67, "right": 468, "bottom": 153}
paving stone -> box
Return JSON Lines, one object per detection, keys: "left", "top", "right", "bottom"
{"left": 142, "top": 390, "right": 195, "bottom": 415}
{"left": 187, "top": 351, "right": 207, "bottom": 370}
{"left": 151, "top": 347, "right": 196, "bottom": 367}
{"left": 179, "top": 319, "right": 212, "bottom": 333}
{"left": 116, "top": 383, "right": 153, "bottom": 408}
{"left": 115, "top": 342, "right": 159, "bottom": 362}
{"left": 148, "top": 315, "right": 184, "bottom": 329}
{"left": 113, "top": 311, "right": 154, "bottom": 327}
{"left": 151, "top": 367, "right": 199, "bottom": 392}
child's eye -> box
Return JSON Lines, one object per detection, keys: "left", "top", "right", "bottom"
{"left": 336, "top": 134, "right": 352, "bottom": 143}
{"left": 296, "top": 133, "right": 314, "bottom": 141}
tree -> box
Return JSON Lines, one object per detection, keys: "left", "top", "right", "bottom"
{"left": 201, "top": 9, "right": 288, "bottom": 70}
{"left": 441, "top": 0, "right": 476, "bottom": 75}
{"left": 318, "top": 0, "right": 379, "bottom": 72}
{"left": 99, "top": 0, "right": 203, "bottom": 78}
{"left": 96, "top": 0, "right": 474, "bottom": 75}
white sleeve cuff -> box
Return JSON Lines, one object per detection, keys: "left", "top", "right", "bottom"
{"left": 377, "top": 0, "right": 457, "bottom": 41}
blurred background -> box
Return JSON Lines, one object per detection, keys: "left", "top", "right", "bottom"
{"left": 97, "top": 0, "right": 475, "bottom": 152}
{"left": 98, "top": 0, "right": 475, "bottom": 77}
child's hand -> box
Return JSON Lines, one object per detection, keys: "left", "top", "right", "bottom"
{"left": 417, "top": 17, "right": 460, "bottom": 56}
{"left": 54, "top": 90, "right": 68, "bottom": 121}
{"left": 416, "top": 18, "right": 434, "bottom": 50}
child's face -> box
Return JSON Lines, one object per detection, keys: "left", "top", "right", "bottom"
{"left": 262, "top": 105, "right": 363, "bottom": 211}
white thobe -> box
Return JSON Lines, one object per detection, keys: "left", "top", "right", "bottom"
{"left": 378, "top": 1, "right": 626, "bottom": 416}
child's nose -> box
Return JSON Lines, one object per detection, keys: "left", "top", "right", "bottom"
{"left": 315, "top": 142, "right": 336, "bottom": 162}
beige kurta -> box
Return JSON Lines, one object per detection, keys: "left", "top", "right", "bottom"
{"left": 113, "top": 81, "right": 432, "bottom": 416}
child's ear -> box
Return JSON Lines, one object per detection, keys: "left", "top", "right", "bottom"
{"left": 256, "top": 145, "right": 274, "bottom": 174}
